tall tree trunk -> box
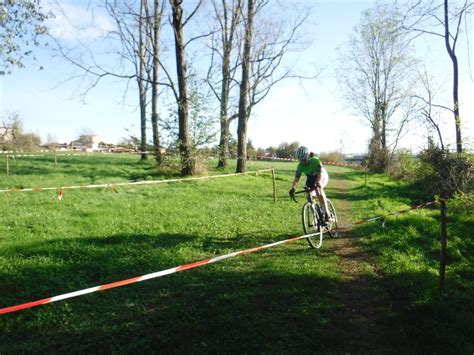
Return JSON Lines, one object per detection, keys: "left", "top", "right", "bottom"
{"left": 381, "top": 103, "right": 387, "bottom": 150}
{"left": 381, "top": 102, "right": 389, "bottom": 169}
{"left": 217, "top": 109, "right": 230, "bottom": 167}
{"left": 444, "top": 0, "right": 462, "bottom": 153}
{"left": 218, "top": 42, "right": 231, "bottom": 168}
{"left": 139, "top": 0, "right": 148, "bottom": 160}
{"left": 171, "top": 0, "right": 194, "bottom": 175}
{"left": 216, "top": 0, "right": 241, "bottom": 168}
{"left": 236, "top": 0, "right": 254, "bottom": 173}
{"left": 151, "top": 0, "right": 162, "bottom": 165}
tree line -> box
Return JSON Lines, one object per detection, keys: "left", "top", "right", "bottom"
{"left": 337, "top": 0, "right": 472, "bottom": 172}
{"left": 54, "top": 0, "right": 310, "bottom": 175}
{"left": 1, "top": 0, "right": 472, "bottom": 176}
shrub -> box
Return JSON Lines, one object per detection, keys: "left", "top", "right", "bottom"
{"left": 388, "top": 150, "right": 421, "bottom": 182}
{"left": 448, "top": 192, "right": 474, "bottom": 215}
{"left": 418, "top": 147, "right": 473, "bottom": 198}
{"left": 154, "top": 151, "right": 210, "bottom": 177}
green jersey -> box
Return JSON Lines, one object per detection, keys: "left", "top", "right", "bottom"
{"left": 295, "top": 156, "right": 322, "bottom": 179}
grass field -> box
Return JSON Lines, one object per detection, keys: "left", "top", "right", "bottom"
{"left": 0, "top": 153, "right": 472, "bottom": 353}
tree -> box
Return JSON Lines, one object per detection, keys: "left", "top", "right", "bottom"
{"left": 0, "top": 0, "right": 51, "bottom": 74}
{"left": 403, "top": 0, "right": 473, "bottom": 154}
{"left": 161, "top": 79, "right": 217, "bottom": 150}
{"left": 337, "top": 2, "right": 418, "bottom": 172}
{"left": 207, "top": 0, "right": 243, "bottom": 168}
{"left": 236, "top": 0, "right": 310, "bottom": 173}
{"left": 275, "top": 141, "right": 299, "bottom": 159}
{"left": 137, "top": 0, "right": 149, "bottom": 160}
{"left": 413, "top": 68, "right": 447, "bottom": 150}
{"left": 57, "top": 1, "right": 166, "bottom": 162}
{"left": 169, "top": 0, "right": 203, "bottom": 175}
{"left": 107, "top": 0, "right": 165, "bottom": 162}
{"left": 0, "top": 114, "right": 41, "bottom": 151}
{"left": 188, "top": 83, "right": 218, "bottom": 149}
{"left": 150, "top": 0, "right": 166, "bottom": 164}
{"left": 236, "top": 0, "right": 254, "bottom": 173}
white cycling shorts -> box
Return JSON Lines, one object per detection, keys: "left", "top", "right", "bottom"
{"left": 320, "top": 167, "right": 329, "bottom": 188}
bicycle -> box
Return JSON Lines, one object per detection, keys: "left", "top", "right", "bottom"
{"left": 291, "top": 187, "right": 338, "bottom": 248}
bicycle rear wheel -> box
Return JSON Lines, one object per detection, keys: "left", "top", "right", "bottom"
{"left": 302, "top": 202, "right": 323, "bottom": 248}
{"left": 326, "top": 199, "right": 338, "bottom": 238}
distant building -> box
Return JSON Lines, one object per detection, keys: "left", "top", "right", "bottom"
{"left": 344, "top": 154, "right": 366, "bottom": 164}
{"left": 70, "top": 135, "right": 112, "bottom": 152}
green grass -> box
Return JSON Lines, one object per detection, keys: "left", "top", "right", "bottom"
{"left": 0, "top": 154, "right": 472, "bottom": 353}
{"left": 350, "top": 172, "right": 474, "bottom": 353}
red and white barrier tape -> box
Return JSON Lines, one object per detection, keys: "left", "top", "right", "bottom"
{"left": 341, "top": 200, "right": 442, "bottom": 229}
{"left": 2, "top": 152, "right": 94, "bottom": 158}
{"left": 253, "top": 156, "right": 365, "bottom": 168}
{"left": 254, "top": 155, "right": 295, "bottom": 161}
{"left": 0, "top": 199, "right": 441, "bottom": 315}
{"left": 0, "top": 169, "right": 273, "bottom": 195}
{"left": 0, "top": 233, "right": 314, "bottom": 315}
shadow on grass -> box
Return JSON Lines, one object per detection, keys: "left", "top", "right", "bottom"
{"left": 346, "top": 216, "right": 474, "bottom": 354}
{"left": 0, "top": 254, "right": 407, "bottom": 353}
{"left": 380, "top": 267, "right": 473, "bottom": 353}
{"left": 1, "top": 230, "right": 472, "bottom": 353}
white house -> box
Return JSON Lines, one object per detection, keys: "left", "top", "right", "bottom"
{"left": 71, "top": 135, "right": 111, "bottom": 152}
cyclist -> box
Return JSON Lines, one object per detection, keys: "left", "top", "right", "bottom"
{"left": 289, "top": 146, "right": 331, "bottom": 223}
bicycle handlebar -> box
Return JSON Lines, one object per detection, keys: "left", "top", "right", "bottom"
{"left": 290, "top": 188, "right": 311, "bottom": 203}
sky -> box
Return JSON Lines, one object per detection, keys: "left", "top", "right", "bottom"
{"left": 1, "top": 0, "right": 473, "bottom": 155}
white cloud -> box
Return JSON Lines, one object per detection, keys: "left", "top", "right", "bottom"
{"left": 45, "top": 1, "right": 114, "bottom": 41}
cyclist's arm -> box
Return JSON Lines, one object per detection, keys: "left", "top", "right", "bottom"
{"left": 291, "top": 177, "right": 300, "bottom": 189}
{"left": 291, "top": 169, "right": 302, "bottom": 189}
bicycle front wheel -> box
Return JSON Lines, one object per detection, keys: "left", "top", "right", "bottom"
{"left": 302, "top": 202, "right": 323, "bottom": 248}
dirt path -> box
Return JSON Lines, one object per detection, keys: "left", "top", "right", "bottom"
{"left": 326, "top": 172, "right": 407, "bottom": 352}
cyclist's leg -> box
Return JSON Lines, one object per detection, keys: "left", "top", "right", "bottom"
{"left": 316, "top": 189, "right": 329, "bottom": 221}
{"left": 316, "top": 169, "right": 330, "bottom": 219}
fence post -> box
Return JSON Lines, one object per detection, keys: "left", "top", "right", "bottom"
{"left": 271, "top": 167, "right": 276, "bottom": 202}
{"left": 439, "top": 197, "right": 447, "bottom": 294}
{"left": 364, "top": 164, "right": 368, "bottom": 187}
{"left": 5, "top": 154, "right": 9, "bottom": 176}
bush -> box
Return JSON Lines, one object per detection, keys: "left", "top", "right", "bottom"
{"left": 448, "top": 192, "right": 474, "bottom": 215}
{"left": 388, "top": 150, "right": 421, "bottom": 182}
{"left": 154, "top": 151, "right": 210, "bottom": 177}
{"left": 418, "top": 147, "right": 473, "bottom": 198}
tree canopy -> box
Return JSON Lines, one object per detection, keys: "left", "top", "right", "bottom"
{"left": 0, "top": 0, "right": 52, "bottom": 74}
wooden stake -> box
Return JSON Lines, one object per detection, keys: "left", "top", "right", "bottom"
{"left": 271, "top": 167, "right": 276, "bottom": 202}
{"left": 439, "top": 197, "right": 447, "bottom": 294}
{"left": 365, "top": 164, "right": 368, "bottom": 187}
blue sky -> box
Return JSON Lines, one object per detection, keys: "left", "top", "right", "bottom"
{"left": 1, "top": 0, "right": 473, "bottom": 154}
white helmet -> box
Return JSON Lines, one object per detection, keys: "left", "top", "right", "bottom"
{"left": 296, "top": 146, "right": 309, "bottom": 161}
